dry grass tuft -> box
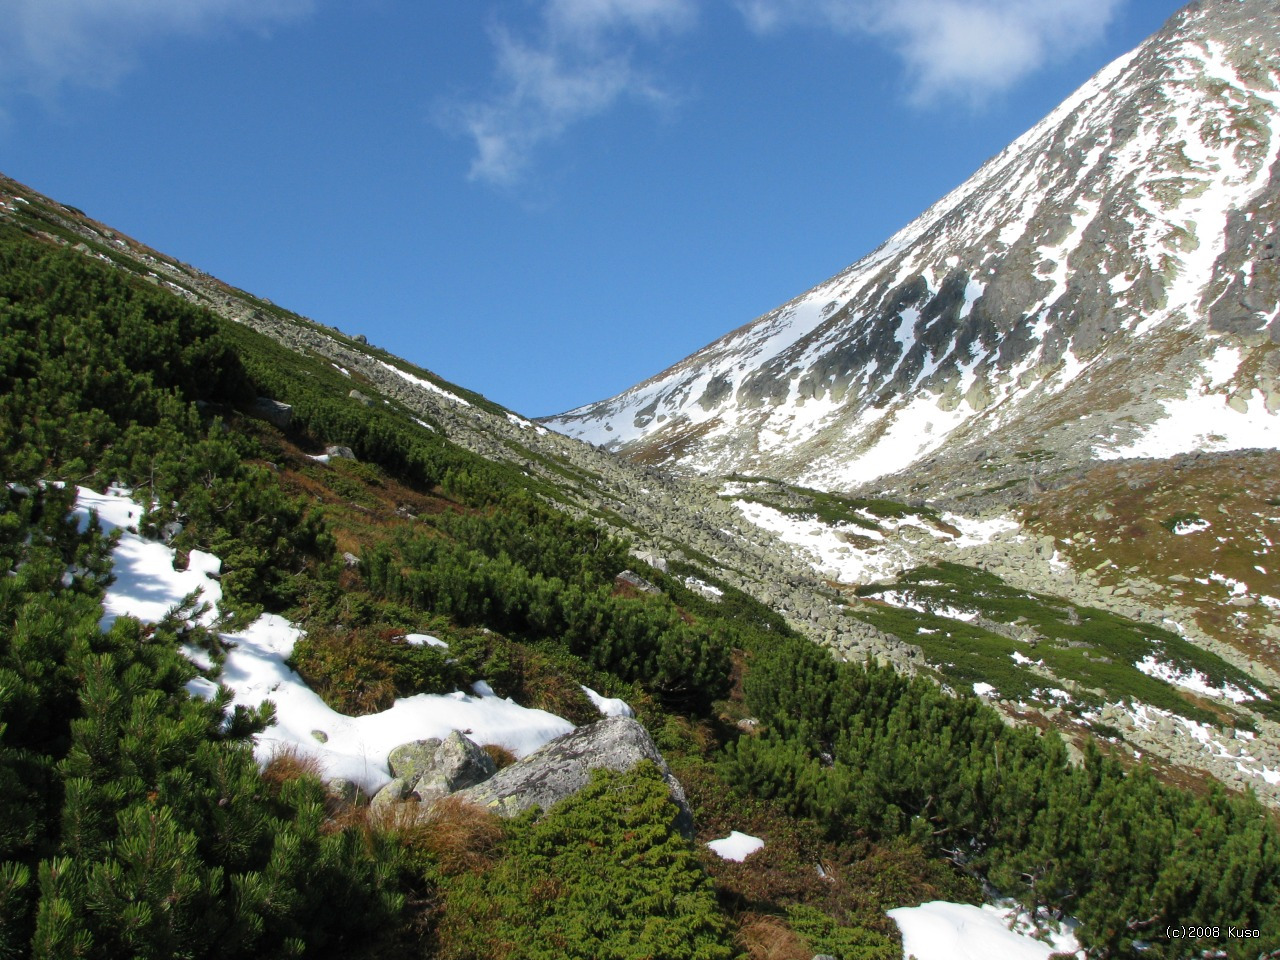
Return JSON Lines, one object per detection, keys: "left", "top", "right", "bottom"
{"left": 482, "top": 743, "right": 517, "bottom": 770}
{"left": 417, "top": 795, "right": 505, "bottom": 875}
{"left": 261, "top": 744, "right": 324, "bottom": 794}
{"left": 369, "top": 794, "right": 504, "bottom": 877}
{"left": 735, "top": 913, "right": 812, "bottom": 960}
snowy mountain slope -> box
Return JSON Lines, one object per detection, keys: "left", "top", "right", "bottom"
{"left": 546, "top": 0, "right": 1280, "bottom": 494}
{"left": 7, "top": 163, "right": 1280, "bottom": 804}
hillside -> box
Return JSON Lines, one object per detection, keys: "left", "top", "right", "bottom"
{"left": 3, "top": 122, "right": 1280, "bottom": 960}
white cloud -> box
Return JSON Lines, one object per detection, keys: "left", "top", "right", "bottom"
{"left": 735, "top": 0, "right": 1124, "bottom": 105}
{"left": 0, "top": 0, "right": 312, "bottom": 99}
{"left": 450, "top": 0, "right": 696, "bottom": 186}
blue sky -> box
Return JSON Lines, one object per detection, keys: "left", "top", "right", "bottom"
{"left": 2, "top": 0, "right": 1181, "bottom": 416}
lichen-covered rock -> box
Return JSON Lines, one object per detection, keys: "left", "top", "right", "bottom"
{"left": 369, "top": 777, "right": 409, "bottom": 816}
{"left": 454, "top": 717, "right": 693, "bottom": 836}
{"left": 615, "top": 570, "right": 660, "bottom": 595}
{"left": 388, "top": 731, "right": 496, "bottom": 799}
{"left": 326, "top": 778, "right": 364, "bottom": 805}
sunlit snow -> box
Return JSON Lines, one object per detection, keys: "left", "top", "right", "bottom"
{"left": 706, "top": 831, "right": 764, "bottom": 862}
{"left": 76, "top": 486, "right": 573, "bottom": 794}
{"left": 375, "top": 359, "right": 471, "bottom": 407}
{"left": 889, "top": 902, "right": 1081, "bottom": 960}
{"left": 581, "top": 685, "right": 635, "bottom": 718}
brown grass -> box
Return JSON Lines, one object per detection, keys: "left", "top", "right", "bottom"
{"left": 482, "top": 743, "right": 517, "bottom": 770}
{"left": 735, "top": 913, "right": 812, "bottom": 960}
{"left": 372, "top": 795, "right": 505, "bottom": 877}
{"left": 261, "top": 744, "right": 324, "bottom": 795}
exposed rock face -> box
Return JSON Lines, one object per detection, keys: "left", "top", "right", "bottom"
{"left": 546, "top": 0, "right": 1280, "bottom": 496}
{"left": 388, "top": 731, "right": 497, "bottom": 801}
{"left": 455, "top": 717, "right": 694, "bottom": 835}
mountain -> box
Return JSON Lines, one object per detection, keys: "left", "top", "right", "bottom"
{"left": 546, "top": 0, "right": 1280, "bottom": 499}
{"left": 7, "top": 155, "right": 1280, "bottom": 805}
{"left": 4, "top": 167, "right": 1280, "bottom": 955}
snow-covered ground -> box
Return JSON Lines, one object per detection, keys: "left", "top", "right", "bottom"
{"left": 581, "top": 685, "right": 634, "bottom": 718}
{"left": 729, "top": 498, "right": 948, "bottom": 584}
{"left": 74, "top": 486, "right": 575, "bottom": 794}
{"left": 888, "top": 901, "right": 1081, "bottom": 960}
{"left": 1134, "top": 654, "right": 1260, "bottom": 704}
{"left": 728, "top": 493, "right": 1019, "bottom": 587}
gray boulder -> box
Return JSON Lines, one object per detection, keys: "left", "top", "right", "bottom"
{"left": 455, "top": 717, "right": 693, "bottom": 836}
{"left": 388, "top": 731, "right": 497, "bottom": 800}
{"left": 325, "top": 445, "right": 357, "bottom": 460}
{"left": 615, "top": 570, "right": 661, "bottom": 595}
{"left": 248, "top": 397, "right": 293, "bottom": 428}
{"left": 369, "top": 777, "right": 409, "bottom": 816}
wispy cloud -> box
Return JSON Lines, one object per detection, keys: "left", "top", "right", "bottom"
{"left": 736, "top": 0, "right": 1124, "bottom": 106}
{"left": 449, "top": 0, "right": 697, "bottom": 186}
{"left": 0, "top": 0, "right": 312, "bottom": 100}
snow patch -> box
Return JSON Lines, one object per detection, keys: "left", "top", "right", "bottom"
{"left": 80, "top": 487, "right": 574, "bottom": 794}
{"left": 581, "top": 685, "right": 634, "bottom": 718}
{"left": 1135, "top": 655, "right": 1255, "bottom": 703}
{"left": 406, "top": 633, "right": 449, "bottom": 649}
{"left": 707, "top": 831, "right": 765, "bottom": 862}
{"left": 889, "top": 901, "right": 1081, "bottom": 960}
{"left": 375, "top": 360, "right": 471, "bottom": 407}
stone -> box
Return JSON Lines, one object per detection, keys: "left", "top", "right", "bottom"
{"left": 349, "top": 389, "right": 373, "bottom": 406}
{"left": 326, "top": 778, "right": 363, "bottom": 804}
{"left": 369, "top": 777, "right": 409, "bottom": 816}
{"left": 455, "top": 717, "right": 693, "bottom": 836}
{"left": 615, "top": 570, "right": 661, "bottom": 595}
{"left": 634, "top": 550, "right": 670, "bottom": 573}
{"left": 325, "top": 445, "right": 357, "bottom": 460}
{"left": 248, "top": 396, "right": 293, "bottom": 428}
{"left": 388, "top": 731, "right": 497, "bottom": 798}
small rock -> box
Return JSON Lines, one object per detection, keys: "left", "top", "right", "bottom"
{"left": 325, "top": 445, "right": 356, "bottom": 460}
{"left": 326, "top": 778, "right": 363, "bottom": 805}
{"left": 370, "top": 777, "right": 409, "bottom": 816}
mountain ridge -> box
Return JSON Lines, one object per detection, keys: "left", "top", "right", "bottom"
{"left": 546, "top": 0, "right": 1280, "bottom": 499}
{"left": 7, "top": 154, "right": 1280, "bottom": 807}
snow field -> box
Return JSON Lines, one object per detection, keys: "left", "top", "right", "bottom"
{"left": 889, "top": 902, "right": 1082, "bottom": 960}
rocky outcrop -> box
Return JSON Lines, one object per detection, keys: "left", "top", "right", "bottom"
{"left": 455, "top": 717, "right": 694, "bottom": 835}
